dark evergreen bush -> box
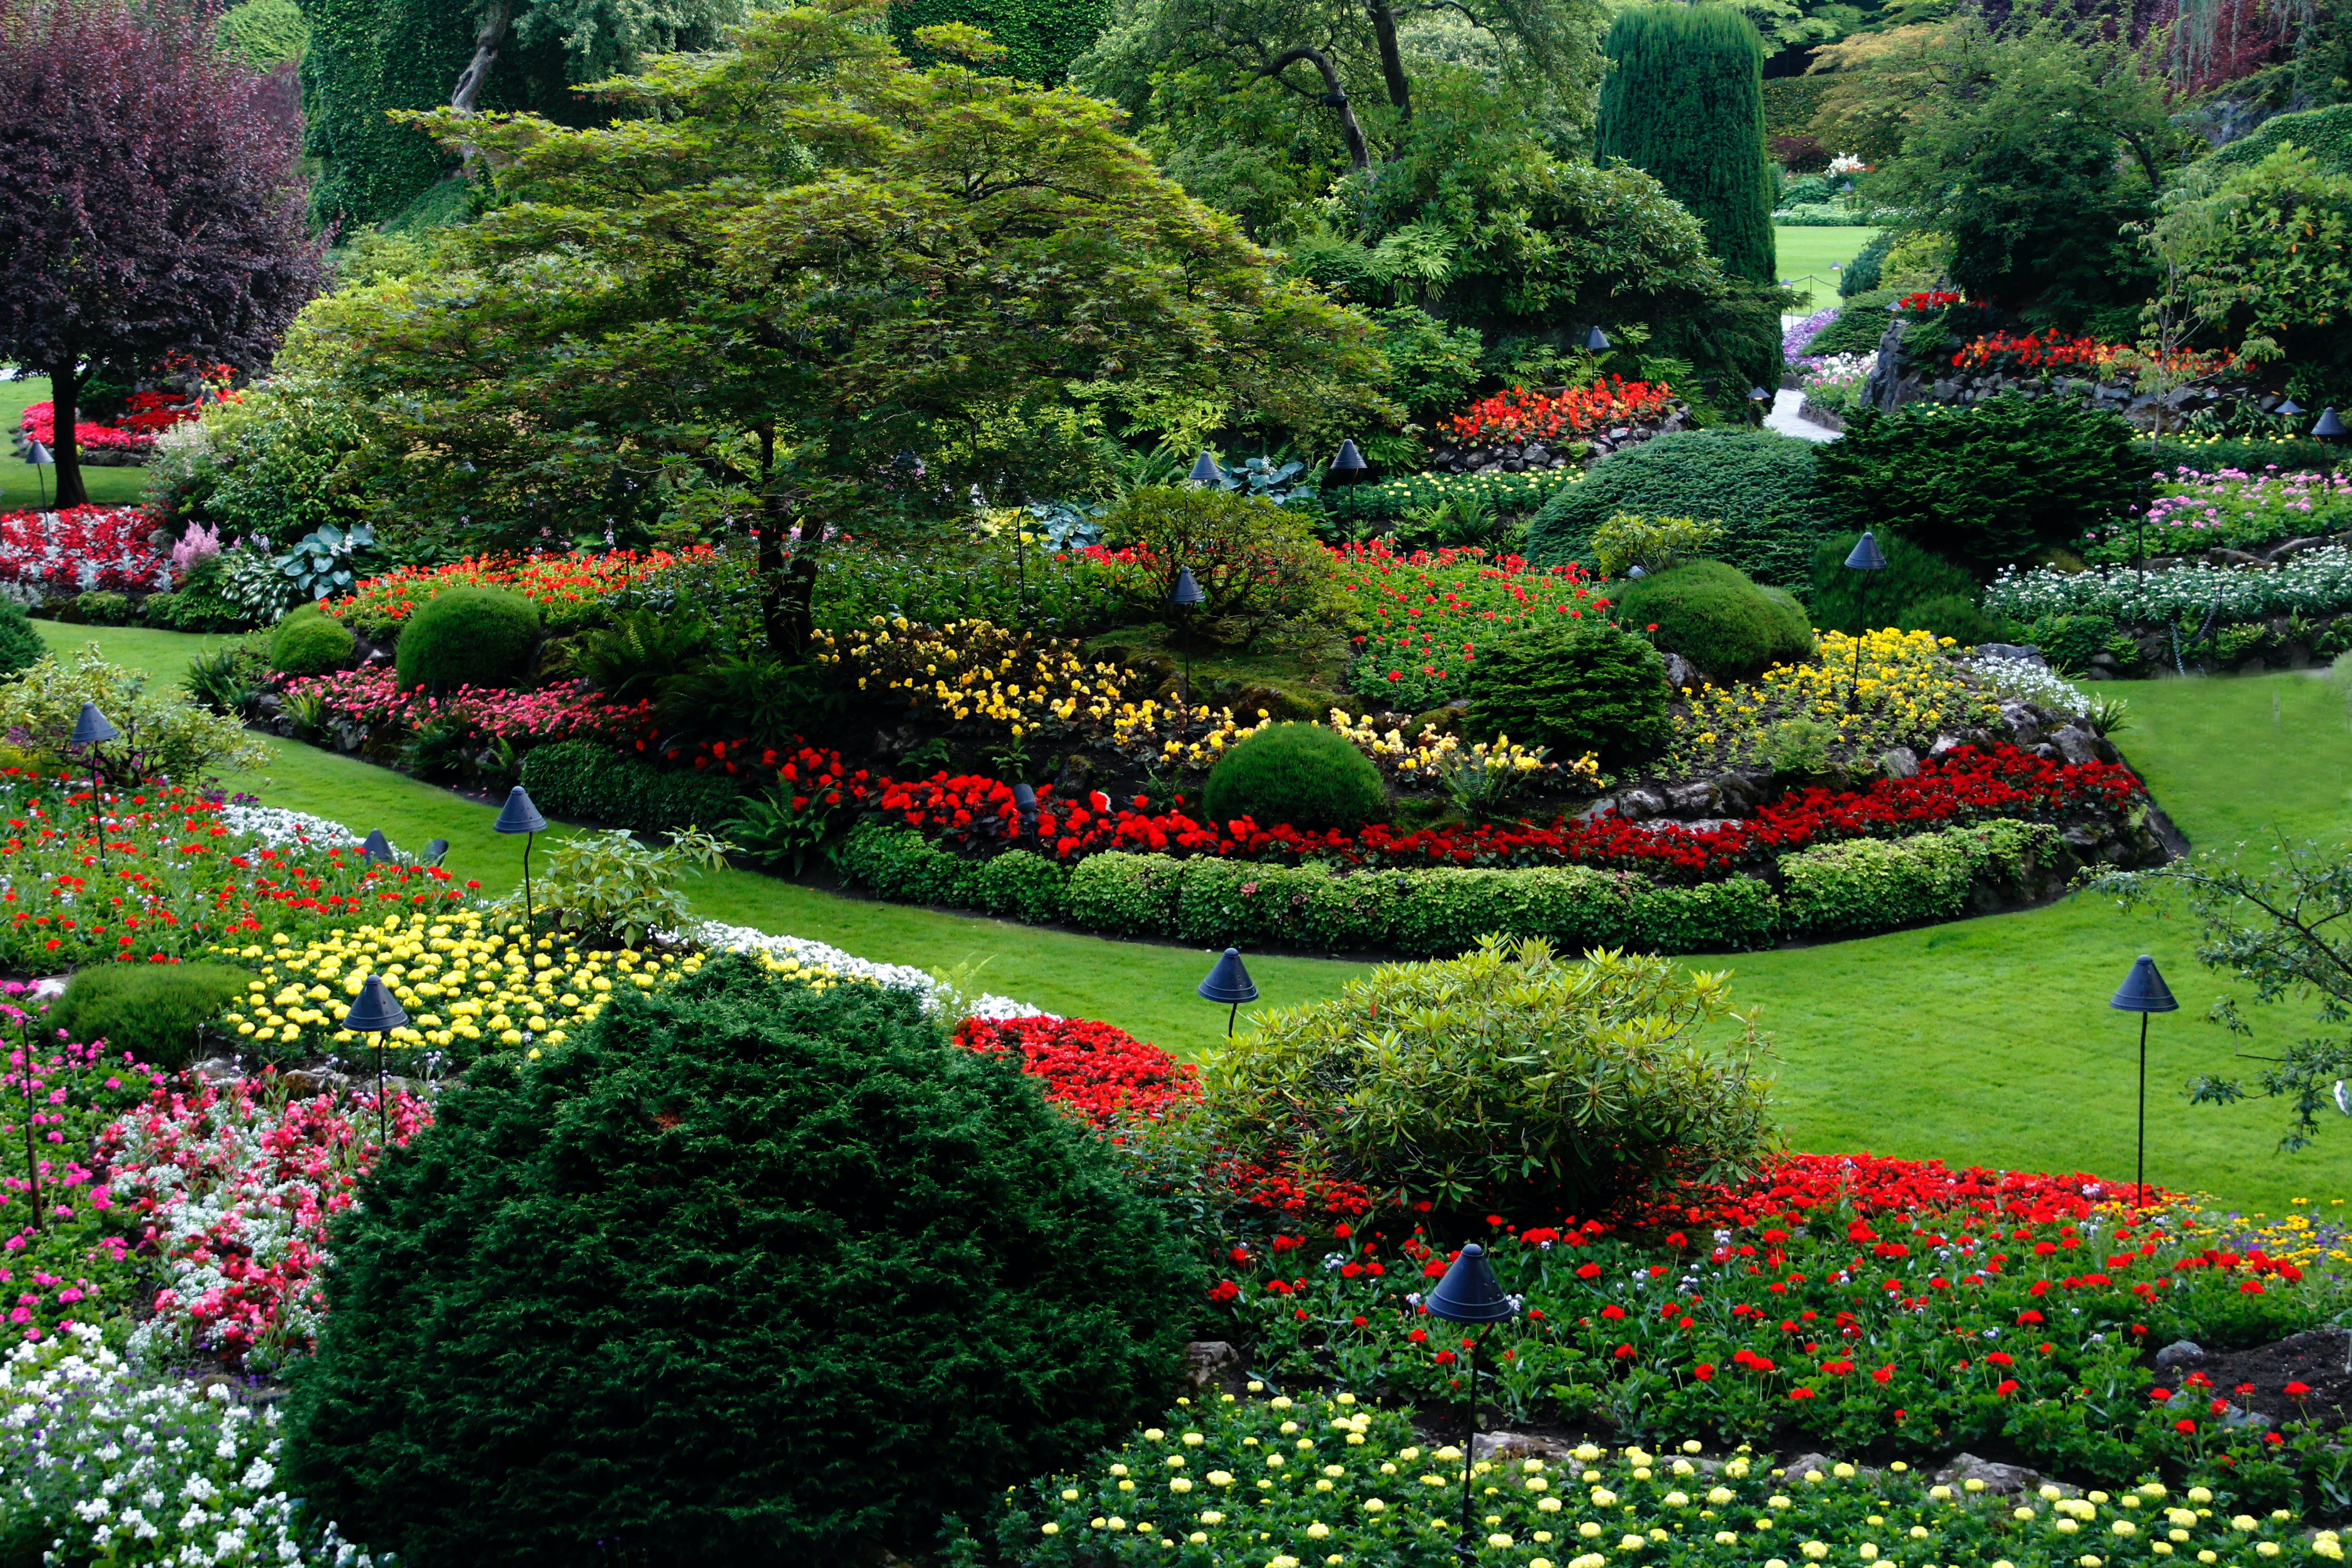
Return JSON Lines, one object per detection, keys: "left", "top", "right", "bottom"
{"left": 1202, "top": 723, "right": 1389, "bottom": 832}
{"left": 268, "top": 603, "right": 355, "bottom": 675}
{"left": 1613, "top": 559, "right": 1813, "bottom": 680}
{"left": 516, "top": 740, "right": 742, "bottom": 835}
{"left": 1465, "top": 619, "right": 1671, "bottom": 769}
{"left": 1596, "top": 5, "right": 1774, "bottom": 286}
{"left": 47, "top": 963, "right": 253, "bottom": 1069}
{"left": 1898, "top": 592, "right": 2012, "bottom": 646}
{"left": 392, "top": 587, "right": 541, "bottom": 691}
{"left": 1840, "top": 234, "right": 1892, "bottom": 298}
{"left": 1803, "top": 290, "right": 1899, "bottom": 358}
{"left": 284, "top": 957, "right": 1199, "bottom": 1564}
{"left": 1528, "top": 429, "right": 1834, "bottom": 589}
{"left": 0, "top": 598, "right": 44, "bottom": 678}
{"left": 1807, "top": 529, "right": 1981, "bottom": 636}
{"left": 1816, "top": 397, "right": 2147, "bottom": 573}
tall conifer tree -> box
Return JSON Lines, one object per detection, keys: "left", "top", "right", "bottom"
{"left": 1596, "top": 5, "right": 1775, "bottom": 288}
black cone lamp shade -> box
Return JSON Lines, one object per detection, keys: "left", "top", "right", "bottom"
{"left": 1188, "top": 449, "right": 1225, "bottom": 487}
{"left": 23, "top": 441, "right": 51, "bottom": 467}
{"left": 1197, "top": 947, "right": 1258, "bottom": 1004}
{"left": 1426, "top": 1243, "right": 1515, "bottom": 1324}
{"left": 495, "top": 785, "right": 547, "bottom": 835}
{"left": 2110, "top": 954, "right": 2179, "bottom": 1014}
{"left": 1168, "top": 566, "right": 1206, "bottom": 608}
{"left": 1748, "top": 386, "right": 1772, "bottom": 402}
{"left": 1843, "top": 532, "right": 1890, "bottom": 573}
{"left": 1584, "top": 326, "right": 1610, "bottom": 353}
{"left": 70, "top": 702, "right": 118, "bottom": 746}
{"left": 2279, "top": 399, "right": 2304, "bottom": 419}
{"left": 1331, "top": 439, "right": 1369, "bottom": 477}
{"left": 343, "top": 975, "right": 409, "bottom": 1035}
{"left": 1013, "top": 782, "right": 1037, "bottom": 813}
{"left": 426, "top": 838, "right": 450, "bottom": 867}
{"left": 2318, "top": 407, "right": 2347, "bottom": 440}
{"left": 363, "top": 828, "right": 393, "bottom": 863}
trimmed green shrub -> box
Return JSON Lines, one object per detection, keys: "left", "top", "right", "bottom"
{"left": 1066, "top": 851, "right": 1182, "bottom": 936}
{"left": 1202, "top": 723, "right": 1388, "bottom": 833}
{"left": 73, "top": 592, "right": 131, "bottom": 627}
{"left": 284, "top": 956, "right": 1200, "bottom": 1563}
{"left": 1613, "top": 559, "right": 1814, "bottom": 681}
{"left": 515, "top": 741, "right": 743, "bottom": 836}
{"left": 1627, "top": 876, "right": 1780, "bottom": 953}
{"left": 0, "top": 598, "right": 44, "bottom": 678}
{"left": 1779, "top": 819, "right": 2058, "bottom": 934}
{"left": 1168, "top": 862, "right": 1401, "bottom": 952}
{"left": 1840, "top": 233, "right": 1893, "bottom": 298}
{"left": 1464, "top": 619, "right": 1672, "bottom": 769}
{"left": 217, "top": 0, "right": 308, "bottom": 65}
{"left": 268, "top": 603, "right": 356, "bottom": 675}
{"left": 836, "top": 822, "right": 974, "bottom": 906}
{"left": 1591, "top": 512, "right": 1726, "bottom": 578}
{"left": 1808, "top": 529, "right": 1981, "bottom": 636}
{"left": 1816, "top": 397, "right": 2147, "bottom": 573}
{"left": 1597, "top": 4, "right": 1774, "bottom": 287}
{"left": 392, "top": 586, "right": 539, "bottom": 691}
{"left": 1803, "top": 289, "right": 1899, "bottom": 358}
{"left": 46, "top": 963, "right": 253, "bottom": 1070}
{"left": 1388, "top": 866, "right": 1633, "bottom": 958}
{"left": 2206, "top": 103, "right": 2352, "bottom": 179}
{"left": 2022, "top": 612, "right": 2124, "bottom": 672}
{"left": 1527, "top": 429, "right": 1834, "bottom": 589}
{"left": 1207, "top": 936, "right": 1774, "bottom": 1214}
{"left": 972, "top": 850, "right": 1070, "bottom": 925}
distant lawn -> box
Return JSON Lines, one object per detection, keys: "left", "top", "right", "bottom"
{"left": 44, "top": 620, "right": 2352, "bottom": 1212}
{"left": 1, "top": 374, "right": 158, "bottom": 511}
{"left": 1775, "top": 226, "right": 1883, "bottom": 314}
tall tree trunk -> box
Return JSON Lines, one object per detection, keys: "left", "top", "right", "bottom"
{"left": 750, "top": 423, "right": 823, "bottom": 658}
{"left": 450, "top": 0, "right": 510, "bottom": 114}
{"left": 1259, "top": 46, "right": 1373, "bottom": 172}
{"left": 1366, "top": 0, "right": 1414, "bottom": 121}
{"left": 45, "top": 361, "right": 87, "bottom": 510}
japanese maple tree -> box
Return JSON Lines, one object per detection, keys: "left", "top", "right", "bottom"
{"left": 0, "top": 0, "right": 325, "bottom": 508}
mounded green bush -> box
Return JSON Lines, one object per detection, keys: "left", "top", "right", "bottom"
{"left": 1803, "top": 289, "right": 1899, "bottom": 358}
{"left": 392, "top": 587, "right": 539, "bottom": 691}
{"left": 268, "top": 603, "right": 356, "bottom": 676}
{"left": 73, "top": 592, "right": 132, "bottom": 627}
{"left": 1780, "top": 819, "right": 2057, "bottom": 933}
{"left": 284, "top": 956, "right": 1200, "bottom": 1563}
{"left": 1627, "top": 876, "right": 1781, "bottom": 952}
{"left": 1207, "top": 936, "right": 1774, "bottom": 1215}
{"left": 2206, "top": 103, "right": 2352, "bottom": 178}
{"left": 1898, "top": 593, "right": 2011, "bottom": 646}
{"left": 1464, "top": 619, "right": 1672, "bottom": 769}
{"left": 835, "top": 821, "right": 980, "bottom": 907}
{"left": 972, "top": 850, "right": 1070, "bottom": 925}
{"left": 1065, "top": 851, "right": 1182, "bottom": 936}
{"left": 0, "top": 598, "right": 44, "bottom": 678}
{"left": 1807, "top": 529, "right": 1981, "bottom": 636}
{"left": 515, "top": 740, "right": 741, "bottom": 836}
{"left": 1202, "top": 723, "right": 1388, "bottom": 833}
{"left": 1387, "top": 866, "right": 1632, "bottom": 958}
{"left": 2022, "top": 611, "right": 2125, "bottom": 672}
{"left": 1840, "top": 233, "right": 1893, "bottom": 298}
{"left": 1527, "top": 429, "right": 1834, "bottom": 588}
{"left": 46, "top": 963, "right": 254, "bottom": 1070}
{"left": 1612, "top": 559, "right": 1813, "bottom": 681}
{"left": 1816, "top": 397, "right": 2147, "bottom": 573}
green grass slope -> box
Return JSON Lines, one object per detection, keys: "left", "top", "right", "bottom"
{"left": 1, "top": 376, "right": 157, "bottom": 510}
{"left": 1776, "top": 225, "right": 1884, "bottom": 314}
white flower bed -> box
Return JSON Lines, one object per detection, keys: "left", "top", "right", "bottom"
{"left": 1965, "top": 655, "right": 2094, "bottom": 715}
{"left": 1985, "top": 545, "right": 2352, "bottom": 626}
{"left": 217, "top": 804, "right": 358, "bottom": 848}
{"left": 691, "top": 920, "right": 1048, "bottom": 1020}
{"left": 0, "top": 1327, "right": 383, "bottom": 1566}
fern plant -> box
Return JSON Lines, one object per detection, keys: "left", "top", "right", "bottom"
{"left": 573, "top": 608, "right": 711, "bottom": 704}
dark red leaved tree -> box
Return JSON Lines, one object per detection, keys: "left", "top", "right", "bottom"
{"left": 0, "top": 0, "right": 326, "bottom": 508}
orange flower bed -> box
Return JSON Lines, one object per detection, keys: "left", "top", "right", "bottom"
{"left": 325, "top": 547, "right": 716, "bottom": 632}
{"left": 1444, "top": 377, "right": 1677, "bottom": 444}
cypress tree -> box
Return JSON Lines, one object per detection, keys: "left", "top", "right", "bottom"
{"left": 1596, "top": 5, "right": 1776, "bottom": 286}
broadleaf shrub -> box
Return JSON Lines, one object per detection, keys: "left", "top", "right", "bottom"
{"left": 0, "top": 598, "right": 44, "bottom": 678}
{"left": 1613, "top": 559, "right": 1814, "bottom": 680}
{"left": 1780, "top": 818, "right": 2059, "bottom": 933}
{"left": 1527, "top": 429, "right": 1835, "bottom": 588}
{"left": 1817, "top": 397, "right": 2147, "bottom": 573}
{"left": 45, "top": 963, "right": 252, "bottom": 1069}
{"left": 392, "top": 586, "right": 539, "bottom": 691}
{"left": 1202, "top": 723, "right": 1388, "bottom": 833}
{"left": 1464, "top": 619, "right": 1671, "bottom": 769}
{"left": 1590, "top": 512, "right": 1726, "bottom": 578}
{"left": 1205, "top": 936, "right": 1775, "bottom": 1214}
{"left": 284, "top": 956, "right": 1201, "bottom": 1563}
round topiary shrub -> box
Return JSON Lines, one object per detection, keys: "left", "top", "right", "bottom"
{"left": 283, "top": 957, "right": 1199, "bottom": 1565}
{"left": 268, "top": 602, "right": 356, "bottom": 676}
{"left": 392, "top": 587, "right": 540, "bottom": 691}
{"left": 1528, "top": 429, "right": 1835, "bottom": 589}
{"left": 46, "top": 962, "right": 254, "bottom": 1069}
{"left": 0, "top": 597, "right": 44, "bottom": 678}
{"left": 1613, "top": 559, "right": 1814, "bottom": 681}
{"left": 1464, "top": 618, "right": 1671, "bottom": 769}
{"left": 1202, "top": 722, "right": 1388, "bottom": 832}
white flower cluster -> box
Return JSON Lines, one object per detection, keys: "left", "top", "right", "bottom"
{"left": 0, "top": 1327, "right": 382, "bottom": 1566}
{"left": 1964, "top": 655, "right": 2093, "bottom": 715}
{"left": 690, "top": 921, "right": 1048, "bottom": 1020}
{"left": 1985, "top": 545, "right": 2352, "bottom": 626}
{"left": 216, "top": 804, "right": 359, "bottom": 849}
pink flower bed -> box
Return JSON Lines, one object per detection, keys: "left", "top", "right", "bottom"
{"left": 17, "top": 401, "right": 158, "bottom": 454}
{"left": 0, "top": 504, "right": 166, "bottom": 594}
{"left": 280, "top": 665, "right": 651, "bottom": 745}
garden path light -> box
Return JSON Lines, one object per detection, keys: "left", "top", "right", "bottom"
{"left": 1584, "top": 325, "right": 1610, "bottom": 353}
{"left": 343, "top": 974, "right": 410, "bottom": 1148}
{"left": 72, "top": 701, "right": 118, "bottom": 869}
{"left": 2109, "top": 952, "right": 2178, "bottom": 1211}
{"left": 1169, "top": 564, "right": 1205, "bottom": 711}
{"left": 1188, "top": 448, "right": 1224, "bottom": 488}
{"left": 22, "top": 439, "right": 49, "bottom": 508}
{"left": 362, "top": 828, "right": 393, "bottom": 864}
{"left": 1196, "top": 946, "right": 1257, "bottom": 1037}
{"left": 1329, "top": 438, "right": 1368, "bottom": 485}
{"left": 495, "top": 784, "right": 548, "bottom": 935}
{"left": 1840, "top": 533, "right": 1888, "bottom": 711}
{"left": 1426, "top": 1242, "right": 1516, "bottom": 1563}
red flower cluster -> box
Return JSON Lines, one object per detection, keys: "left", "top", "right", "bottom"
{"left": 1621, "top": 1150, "right": 2173, "bottom": 1230}
{"left": 1445, "top": 378, "right": 1676, "bottom": 444}
{"left": 952, "top": 1015, "right": 1203, "bottom": 1122}
{"left": 0, "top": 504, "right": 163, "bottom": 594}
{"left": 1897, "top": 290, "right": 1964, "bottom": 313}
{"left": 328, "top": 546, "right": 716, "bottom": 632}
{"left": 1951, "top": 332, "right": 2234, "bottom": 378}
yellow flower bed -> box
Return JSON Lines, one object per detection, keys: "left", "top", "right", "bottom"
{"left": 1668, "top": 628, "right": 2002, "bottom": 773}
{"left": 1324, "top": 707, "right": 1595, "bottom": 787}
{"left": 817, "top": 616, "right": 1133, "bottom": 738}
{"left": 2177, "top": 1196, "right": 2352, "bottom": 1269}
{"left": 214, "top": 911, "right": 848, "bottom": 1060}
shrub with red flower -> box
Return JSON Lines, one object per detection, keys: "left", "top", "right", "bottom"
{"left": 1951, "top": 332, "right": 2234, "bottom": 379}
{"left": 1335, "top": 539, "right": 1618, "bottom": 711}
{"left": 0, "top": 504, "right": 165, "bottom": 593}
{"left": 1896, "top": 290, "right": 1964, "bottom": 314}
{"left": 1444, "top": 377, "right": 1677, "bottom": 445}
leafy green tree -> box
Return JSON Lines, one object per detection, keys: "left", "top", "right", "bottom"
{"left": 1854, "top": 3, "right": 2189, "bottom": 332}
{"left": 1595, "top": 3, "right": 1775, "bottom": 287}
{"left": 889, "top": 0, "right": 1112, "bottom": 84}
{"left": 296, "top": 0, "right": 1385, "bottom": 653}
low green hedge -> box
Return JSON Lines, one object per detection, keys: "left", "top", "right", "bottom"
{"left": 837, "top": 818, "right": 2063, "bottom": 953}
{"left": 517, "top": 740, "right": 745, "bottom": 837}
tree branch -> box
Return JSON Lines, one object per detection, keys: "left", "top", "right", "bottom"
{"left": 1253, "top": 45, "right": 1371, "bottom": 172}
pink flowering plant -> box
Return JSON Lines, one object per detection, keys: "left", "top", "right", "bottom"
{"left": 101, "top": 1073, "right": 434, "bottom": 1372}
{"left": 277, "top": 666, "right": 650, "bottom": 747}
{"left": 2079, "top": 466, "right": 2352, "bottom": 563}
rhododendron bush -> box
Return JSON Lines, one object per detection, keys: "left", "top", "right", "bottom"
{"left": 0, "top": 503, "right": 166, "bottom": 593}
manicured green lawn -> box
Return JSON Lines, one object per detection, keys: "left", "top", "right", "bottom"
{"left": 0, "top": 374, "right": 158, "bottom": 510}
{"left": 47, "top": 619, "right": 2352, "bottom": 1211}
{"left": 1776, "top": 225, "right": 1883, "bottom": 314}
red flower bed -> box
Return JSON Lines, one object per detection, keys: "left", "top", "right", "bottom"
{"left": 953, "top": 1014, "right": 1203, "bottom": 1121}
{"left": 1950, "top": 331, "right": 2234, "bottom": 379}
{"left": 1620, "top": 1150, "right": 2176, "bottom": 1231}
{"left": 0, "top": 504, "right": 164, "bottom": 593}
{"left": 1445, "top": 377, "right": 1676, "bottom": 444}
{"left": 328, "top": 546, "right": 716, "bottom": 632}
